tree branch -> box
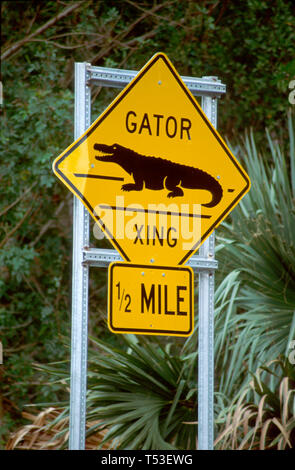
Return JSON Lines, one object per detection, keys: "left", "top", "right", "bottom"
{"left": 90, "top": 1, "right": 173, "bottom": 65}
{"left": 29, "top": 192, "right": 71, "bottom": 248}
{"left": 0, "top": 182, "right": 37, "bottom": 218}
{"left": 0, "top": 195, "right": 37, "bottom": 249}
{"left": 1, "top": 2, "right": 83, "bottom": 61}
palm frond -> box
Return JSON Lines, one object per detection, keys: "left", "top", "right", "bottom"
{"left": 215, "top": 357, "right": 295, "bottom": 450}
{"left": 216, "top": 110, "right": 295, "bottom": 374}
{"left": 83, "top": 335, "right": 197, "bottom": 450}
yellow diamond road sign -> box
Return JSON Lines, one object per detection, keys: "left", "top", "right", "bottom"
{"left": 53, "top": 53, "right": 250, "bottom": 265}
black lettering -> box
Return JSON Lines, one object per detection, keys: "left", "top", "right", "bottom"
{"left": 166, "top": 116, "right": 177, "bottom": 138}
{"left": 167, "top": 227, "right": 177, "bottom": 247}
{"left": 134, "top": 224, "right": 144, "bottom": 244}
{"left": 139, "top": 113, "right": 152, "bottom": 135}
{"left": 164, "top": 285, "right": 175, "bottom": 315}
{"left": 126, "top": 112, "right": 191, "bottom": 139}
{"left": 153, "top": 114, "right": 164, "bottom": 136}
{"left": 141, "top": 284, "right": 155, "bottom": 313}
{"left": 176, "top": 286, "right": 187, "bottom": 316}
{"left": 125, "top": 294, "right": 131, "bottom": 312}
{"left": 126, "top": 111, "right": 137, "bottom": 133}
{"left": 158, "top": 284, "right": 161, "bottom": 314}
{"left": 180, "top": 118, "right": 191, "bottom": 140}
{"left": 153, "top": 226, "right": 164, "bottom": 246}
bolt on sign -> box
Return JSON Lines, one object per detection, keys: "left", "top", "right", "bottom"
{"left": 53, "top": 53, "right": 250, "bottom": 336}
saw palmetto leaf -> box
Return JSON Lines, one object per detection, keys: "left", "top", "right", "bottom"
{"left": 215, "top": 358, "right": 295, "bottom": 449}
{"left": 83, "top": 335, "right": 198, "bottom": 450}
{"left": 216, "top": 110, "right": 295, "bottom": 382}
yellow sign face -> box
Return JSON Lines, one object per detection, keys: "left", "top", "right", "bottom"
{"left": 53, "top": 53, "right": 250, "bottom": 265}
{"left": 108, "top": 263, "right": 193, "bottom": 336}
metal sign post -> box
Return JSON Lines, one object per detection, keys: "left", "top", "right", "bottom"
{"left": 69, "top": 62, "right": 91, "bottom": 449}
{"left": 197, "top": 93, "right": 217, "bottom": 450}
{"left": 66, "top": 61, "right": 227, "bottom": 450}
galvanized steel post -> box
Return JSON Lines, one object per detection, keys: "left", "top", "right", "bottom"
{"left": 198, "top": 89, "right": 217, "bottom": 450}
{"left": 69, "top": 62, "right": 91, "bottom": 450}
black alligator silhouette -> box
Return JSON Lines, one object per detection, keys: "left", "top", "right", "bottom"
{"left": 94, "top": 143, "right": 223, "bottom": 207}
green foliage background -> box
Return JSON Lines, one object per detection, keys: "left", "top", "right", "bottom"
{"left": 1, "top": 0, "right": 295, "bottom": 448}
